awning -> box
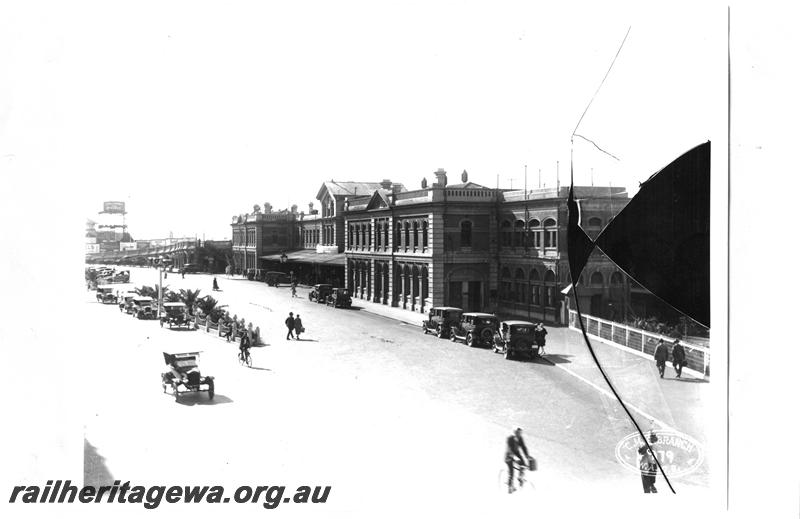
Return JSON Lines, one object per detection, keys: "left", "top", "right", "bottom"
{"left": 260, "top": 250, "right": 346, "bottom": 266}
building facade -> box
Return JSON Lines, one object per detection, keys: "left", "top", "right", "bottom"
{"left": 341, "top": 169, "right": 631, "bottom": 324}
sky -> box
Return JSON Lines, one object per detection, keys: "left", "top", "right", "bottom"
{"left": 1, "top": 1, "right": 726, "bottom": 240}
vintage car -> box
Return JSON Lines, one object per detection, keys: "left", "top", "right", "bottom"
{"left": 160, "top": 302, "right": 192, "bottom": 329}
{"left": 450, "top": 312, "right": 500, "bottom": 347}
{"left": 161, "top": 351, "right": 214, "bottom": 401}
{"left": 422, "top": 306, "right": 464, "bottom": 338}
{"left": 493, "top": 320, "right": 540, "bottom": 360}
{"left": 309, "top": 283, "right": 333, "bottom": 303}
{"left": 111, "top": 270, "right": 130, "bottom": 283}
{"left": 95, "top": 285, "right": 118, "bottom": 304}
{"left": 130, "top": 296, "right": 156, "bottom": 319}
{"left": 181, "top": 263, "right": 203, "bottom": 274}
{"left": 265, "top": 271, "right": 292, "bottom": 287}
{"left": 326, "top": 287, "right": 352, "bottom": 308}
{"left": 118, "top": 292, "right": 139, "bottom": 312}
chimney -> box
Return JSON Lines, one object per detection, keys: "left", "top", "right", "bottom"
{"left": 380, "top": 179, "right": 392, "bottom": 190}
{"left": 461, "top": 169, "right": 468, "bottom": 183}
{"left": 421, "top": 177, "right": 428, "bottom": 189}
{"left": 434, "top": 168, "right": 447, "bottom": 187}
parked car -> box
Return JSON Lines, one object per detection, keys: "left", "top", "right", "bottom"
{"left": 96, "top": 285, "right": 117, "bottom": 304}
{"left": 450, "top": 312, "right": 500, "bottom": 347}
{"left": 309, "top": 283, "right": 333, "bottom": 303}
{"left": 326, "top": 287, "right": 352, "bottom": 308}
{"left": 181, "top": 263, "right": 203, "bottom": 274}
{"left": 493, "top": 320, "right": 540, "bottom": 360}
{"left": 131, "top": 296, "right": 156, "bottom": 319}
{"left": 111, "top": 270, "right": 130, "bottom": 283}
{"left": 265, "top": 271, "right": 292, "bottom": 287}
{"left": 160, "top": 302, "right": 192, "bottom": 329}
{"left": 118, "top": 292, "right": 138, "bottom": 312}
{"left": 422, "top": 307, "right": 463, "bottom": 338}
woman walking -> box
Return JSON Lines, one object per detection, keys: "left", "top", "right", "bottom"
{"left": 294, "top": 314, "right": 304, "bottom": 340}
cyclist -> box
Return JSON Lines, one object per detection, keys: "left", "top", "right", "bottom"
{"left": 239, "top": 332, "right": 251, "bottom": 365}
{"left": 505, "top": 427, "right": 531, "bottom": 493}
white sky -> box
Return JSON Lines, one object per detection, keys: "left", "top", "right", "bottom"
{"left": 1, "top": 1, "right": 726, "bottom": 240}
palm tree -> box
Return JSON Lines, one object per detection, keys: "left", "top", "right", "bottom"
{"left": 196, "top": 295, "right": 228, "bottom": 322}
{"left": 135, "top": 284, "right": 162, "bottom": 299}
{"left": 178, "top": 289, "right": 202, "bottom": 315}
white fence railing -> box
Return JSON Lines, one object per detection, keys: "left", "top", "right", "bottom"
{"left": 568, "top": 310, "right": 710, "bottom": 377}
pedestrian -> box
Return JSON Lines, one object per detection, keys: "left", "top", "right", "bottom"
{"left": 181, "top": 269, "right": 185, "bottom": 279}
{"left": 671, "top": 339, "right": 687, "bottom": 378}
{"left": 291, "top": 282, "right": 298, "bottom": 298}
{"left": 653, "top": 339, "right": 669, "bottom": 378}
{"left": 294, "top": 314, "right": 304, "bottom": 339}
{"left": 285, "top": 312, "right": 295, "bottom": 340}
{"left": 638, "top": 432, "right": 659, "bottom": 493}
{"left": 212, "top": 277, "right": 219, "bottom": 291}
{"left": 534, "top": 322, "right": 548, "bottom": 355}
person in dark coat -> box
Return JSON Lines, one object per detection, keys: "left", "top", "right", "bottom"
{"left": 533, "top": 323, "right": 548, "bottom": 355}
{"left": 671, "top": 339, "right": 687, "bottom": 378}
{"left": 285, "top": 312, "right": 295, "bottom": 340}
{"left": 653, "top": 339, "right": 669, "bottom": 378}
{"left": 212, "top": 277, "right": 219, "bottom": 291}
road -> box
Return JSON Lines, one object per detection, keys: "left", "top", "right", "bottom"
{"left": 82, "top": 267, "right": 711, "bottom": 514}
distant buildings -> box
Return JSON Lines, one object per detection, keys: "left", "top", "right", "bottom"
{"left": 230, "top": 170, "right": 630, "bottom": 324}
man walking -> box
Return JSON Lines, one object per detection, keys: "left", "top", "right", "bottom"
{"left": 285, "top": 312, "right": 296, "bottom": 340}
{"left": 671, "top": 339, "right": 687, "bottom": 378}
{"left": 294, "top": 314, "right": 304, "bottom": 340}
{"left": 654, "top": 339, "right": 668, "bottom": 378}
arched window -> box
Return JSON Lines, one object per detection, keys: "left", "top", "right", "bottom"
{"left": 528, "top": 219, "right": 541, "bottom": 248}
{"left": 412, "top": 221, "right": 419, "bottom": 248}
{"left": 501, "top": 220, "right": 512, "bottom": 247}
{"left": 460, "top": 220, "right": 472, "bottom": 247}
{"left": 375, "top": 222, "right": 381, "bottom": 248}
{"left": 422, "top": 220, "right": 428, "bottom": 250}
{"left": 610, "top": 272, "right": 623, "bottom": 285}
{"left": 515, "top": 268, "right": 526, "bottom": 303}
{"left": 514, "top": 220, "right": 525, "bottom": 247}
{"left": 590, "top": 271, "right": 604, "bottom": 286}
{"left": 544, "top": 218, "right": 557, "bottom": 248}
{"left": 501, "top": 267, "right": 512, "bottom": 301}
{"left": 544, "top": 269, "right": 556, "bottom": 306}
{"left": 404, "top": 222, "right": 410, "bottom": 250}
{"left": 530, "top": 269, "right": 541, "bottom": 305}
{"left": 384, "top": 222, "right": 389, "bottom": 250}
{"left": 396, "top": 221, "right": 402, "bottom": 249}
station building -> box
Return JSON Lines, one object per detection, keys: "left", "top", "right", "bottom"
{"left": 230, "top": 170, "right": 631, "bottom": 324}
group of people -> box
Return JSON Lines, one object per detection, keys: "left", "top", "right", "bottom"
{"left": 653, "top": 338, "right": 687, "bottom": 378}
{"left": 284, "top": 312, "right": 305, "bottom": 340}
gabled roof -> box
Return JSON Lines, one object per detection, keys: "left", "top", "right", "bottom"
{"left": 317, "top": 181, "right": 406, "bottom": 200}
{"left": 365, "top": 190, "right": 391, "bottom": 210}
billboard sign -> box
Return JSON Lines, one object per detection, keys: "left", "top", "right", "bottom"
{"left": 102, "top": 201, "right": 126, "bottom": 214}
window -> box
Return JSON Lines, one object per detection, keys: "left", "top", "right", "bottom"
{"left": 530, "top": 269, "right": 540, "bottom": 305}
{"left": 501, "top": 267, "right": 512, "bottom": 301}
{"left": 422, "top": 221, "right": 428, "bottom": 250}
{"left": 413, "top": 221, "right": 419, "bottom": 248}
{"left": 528, "top": 219, "right": 541, "bottom": 248}
{"left": 514, "top": 220, "right": 525, "bottom": 247}
{"left": 404, "top": 222, "right": 410, "bottom": 250}
{"left": 610, "top": 272, "right": 623, "bottom": 285}
{"left": 515, "top": 268, "right": 526, "bottom": 303}
{"left": 376, "top": 222, "right": 381, "bottom": 248}
{"left": 384, "top": 222, "right": 389, "bottom": 250}
{"left": 590, "top": 271, "right": 604, "bottom": 286}
{"left": 544, "top": 218, "right": 557, "bottom": 248}
{"left": 460, "top": 220, "right": 472, "bottom": 247}
{"left": 544, "top": 269, "right": 556, "bottom": 306}
{"left": 501, "top": 220, "right": 512, "bottom": 247}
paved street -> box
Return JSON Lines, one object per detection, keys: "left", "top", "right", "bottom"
{"left": 83, "top": 267, "right": 711, "bottom": 513}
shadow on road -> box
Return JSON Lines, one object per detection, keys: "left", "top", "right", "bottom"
{"left": 249, "top": 366, "right": 271, "bottom": 371}
{"left": 84, "top": 438, "right": 115, "bottom": 487}
{"left": 175, "top": 393, "right": 234, "bottom": 406}
{"left": 294, "top": 338, "right": 318, "bottom": 342}
{"left": 667, "top": 377, "right": 708, "bottom": 384}
{"left": 162, "top": 327, "right": 197, "bottom": 332}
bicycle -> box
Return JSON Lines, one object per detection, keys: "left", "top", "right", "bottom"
{"left": 238, "top": 349, "right": 252, "bottom": 368}
{"left": 499, "top": 457, "right": 536, "bottom": 494}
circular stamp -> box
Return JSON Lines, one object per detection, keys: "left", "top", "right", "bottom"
{"left": 615, "top": 429, "right": 705, "bottom": 478}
